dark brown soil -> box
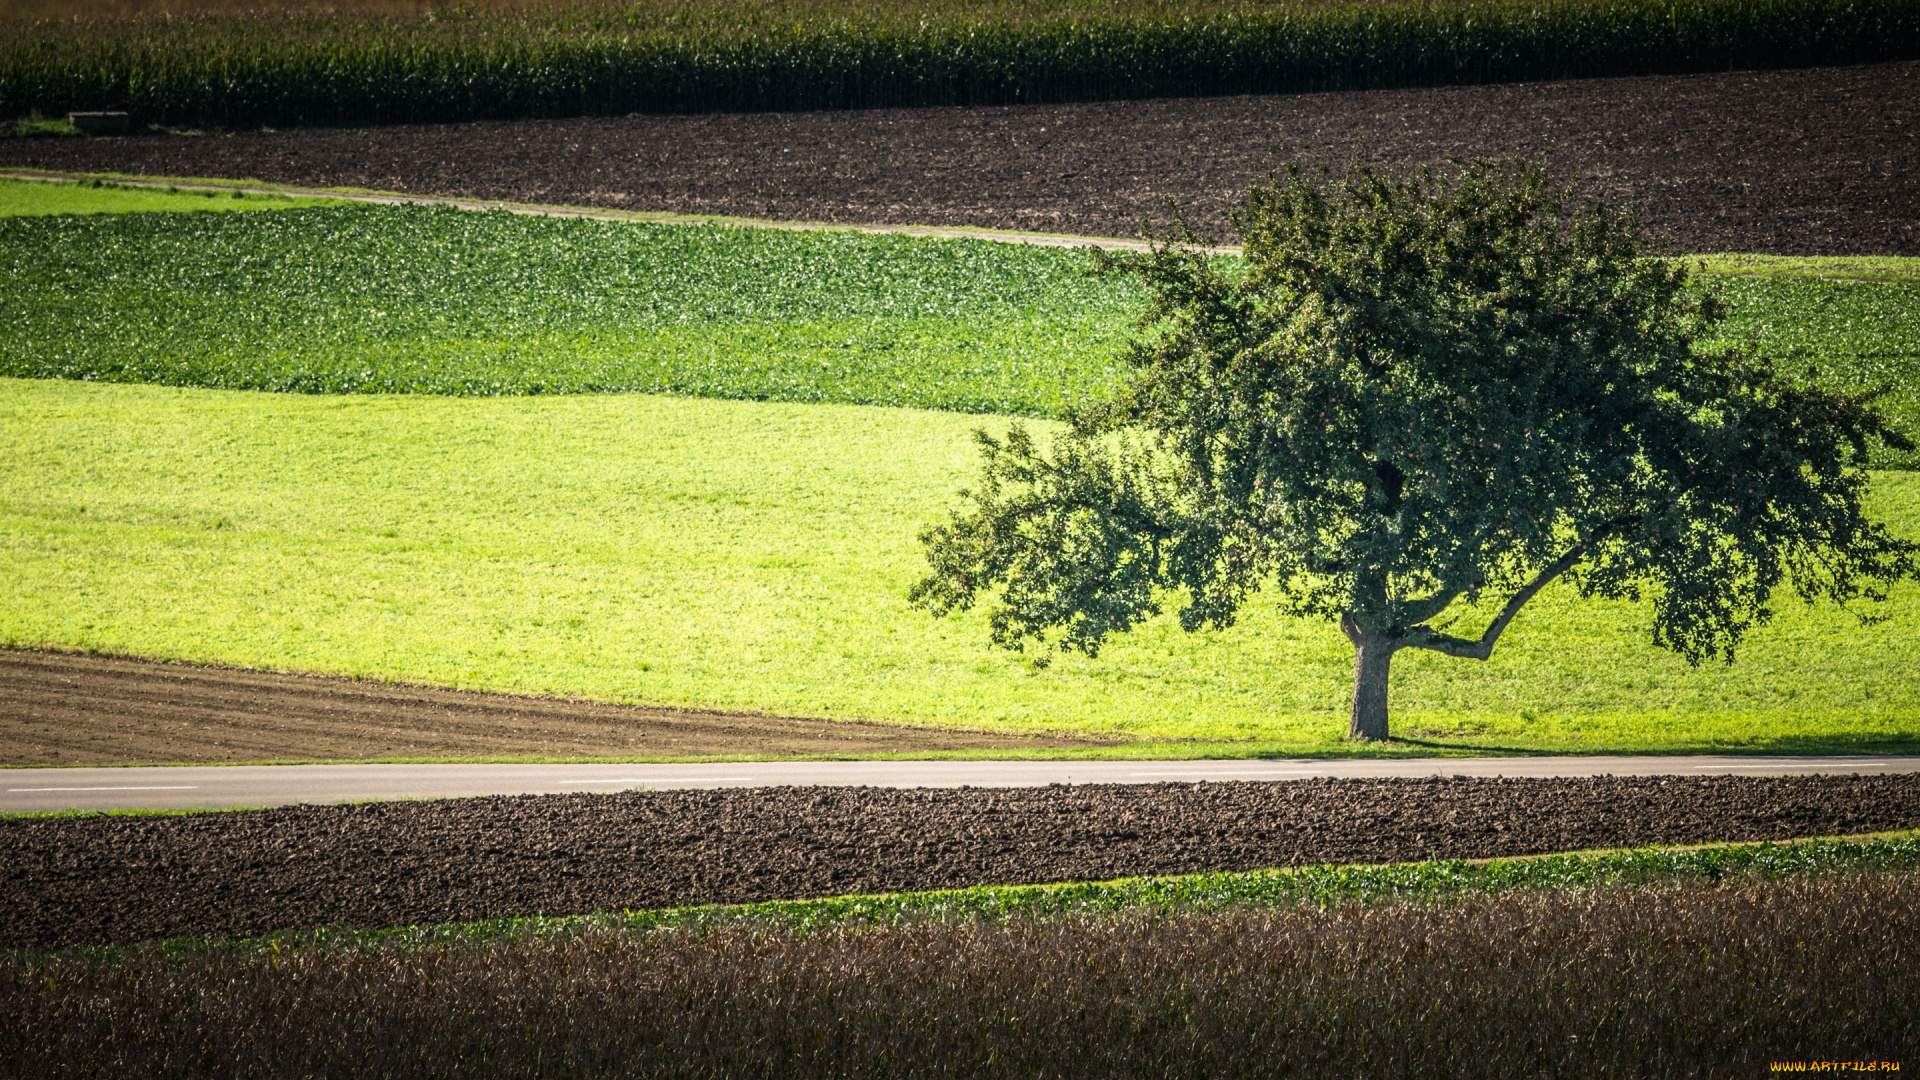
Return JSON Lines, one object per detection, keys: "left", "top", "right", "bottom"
{"left": 4, "top": 62, "right": 1915, "bottom": 254}
{"left": 0, "top": 650, "right": 1100, "bottom": 765}
{"left": 5, "top": 774, "right": 1917, "bottom": 949}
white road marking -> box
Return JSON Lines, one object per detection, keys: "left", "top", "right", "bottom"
{"left": 7, "top": 785, "right": 200, "bottom": 792}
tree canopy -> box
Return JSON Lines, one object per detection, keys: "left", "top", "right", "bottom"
{"left": 911, "top": 159, "right": 1917, "bottom": 740}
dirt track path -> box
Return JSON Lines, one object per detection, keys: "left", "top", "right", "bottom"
{"left": 2, "top": 61, "right": 1914, "bottom": 254}
{"left": 0, "top": 650, "right": 1100, "bottom": 766}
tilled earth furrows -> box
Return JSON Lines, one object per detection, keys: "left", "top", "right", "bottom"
{"left": 0, "top": 650, "right": 1101, "bottom": 765}
{"left": 1, "top": 61, "right": 1913, "bottom": 255}
{"left": 5, "top": 775, "right": 1916, "bottom": 949}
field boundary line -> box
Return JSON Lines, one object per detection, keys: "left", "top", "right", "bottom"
{"left": 0, "top": 167, "right": 1247, "bottom": 254}
{"left": 13, "top": 169, "right": 1918, "bottom": 281}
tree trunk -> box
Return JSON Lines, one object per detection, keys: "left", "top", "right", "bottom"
{"left": 1347, "top": 631, "right": 1398, "bottom": 741}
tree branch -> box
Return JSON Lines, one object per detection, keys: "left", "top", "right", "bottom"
{"left": 1401, "top": 532, "right": 1605, "bottom": 661}
{"left": 1397, "top": 584, "right": 1474, "bottom": 627}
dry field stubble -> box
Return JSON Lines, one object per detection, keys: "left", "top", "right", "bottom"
{"left": 4, "top": 872, "right": 1914, "bottom": 1076}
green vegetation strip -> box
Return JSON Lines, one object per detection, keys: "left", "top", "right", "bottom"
{"left": 4, "top": 0, "right": 1916, "bottom": 127}
{"left": 0, "top": 176, "right": 340, "bottom": 216}
{"left": 56, "top": 834, "right": 1920, "bottom": 958}
{"left": 4, "top": 379, "right": 1917, "bottom": 751}
{"left": 0, "top": 203, "right": 1138, "bottom": 416}
{"left": 3, "top": 201, "right": 1917, "bottom": 461}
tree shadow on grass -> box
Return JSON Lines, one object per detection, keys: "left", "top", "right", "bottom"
{"left": 1283, "top": 731, "right": 1920, "bottom": 758}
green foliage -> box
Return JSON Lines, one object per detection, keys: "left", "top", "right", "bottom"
{"left": 0, "top": 175, "right": 337, "bottom": 215}
{"left": 915, "top": 160, "right": 1919, "bottom": 739}
{"left": 0, "top": 204, "right": 1136, "bottom": 414}
{"left": 8, "top": 112, "right": 76, "bottom": 136}
{"left": 1692, "top": 253, "right": 1920, "bottom": 284}
{"left": 4, "top": 0, "right": 1917, "bottom": 128}
{"left": 1706, "top": 274, "right": 1920, "bottom": 468}
{"left": 6, "top": 198, "right": 1913, "bottom": 442}
{"left": 4, "top": 378, "right": 1919, "bottom": 753}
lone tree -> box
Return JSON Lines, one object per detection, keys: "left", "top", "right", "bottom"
{"left": 911, "top": 160, "right": 1917, "bottom": 741}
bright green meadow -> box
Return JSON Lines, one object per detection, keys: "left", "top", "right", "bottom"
{"left": 0, "top": 176, "right": 340, "bottom": 217}
{"left": 3, "top": 378, "right": 1916, "bottom": 756}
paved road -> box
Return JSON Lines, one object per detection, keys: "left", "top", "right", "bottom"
{"left": 4, "top": 756, "right": 1915, "bottom": 813}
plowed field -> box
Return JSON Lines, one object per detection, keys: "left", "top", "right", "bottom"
{"left": 3, "top": 61, "right": 1915, "bottom": 254}
{"left": 6, "top": 775, "right": 1917, "bottom": 948}
{"left": 0, "top": 650, "right": 1098, "bottom": 764}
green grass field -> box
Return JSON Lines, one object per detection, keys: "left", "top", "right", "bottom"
{"left": 0, "top": 202, "right": 1138, "bottom": 416}
{"left": 4, "top": 378, "right": 1916, "bottom": 756}
{"left": 0, "top": 176, "right": 340, "bottom": 216}
{"left": 2, "top": 199, "right": 1916, "bottom": 463}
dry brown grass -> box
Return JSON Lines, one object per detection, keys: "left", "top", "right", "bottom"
{"left": 5, "top": 872, "right": 1912, "bottom": 1077}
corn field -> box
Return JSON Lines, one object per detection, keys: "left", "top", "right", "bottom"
{"left": 5, "top": 872, "right": 1914, "bottom": 1077}
{"left": 4, "top": 0, "right": 1919, "bottom": 128}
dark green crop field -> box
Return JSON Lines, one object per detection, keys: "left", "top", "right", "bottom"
{"left": 0, "top": 204, "right": 1140, "bottom": 416}
{"left": 2, "top": 201, "right": 1915, "bottom": 464}
{"left": 5, "top": 0, "right": 1918, "bottom": 128}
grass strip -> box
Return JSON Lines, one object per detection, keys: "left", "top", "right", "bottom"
{"left": 0, "top": 175, "right": 339, "bottom": 215}
{"left": 3, "top": 201, "right": 1916, "bottom": 463}
{"left": 4, "top": 0, "right": 1917, "bottom": 128}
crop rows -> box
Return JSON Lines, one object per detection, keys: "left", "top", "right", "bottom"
{"left": 0, "top": 204, "right": 1140, "bottom": 415}
{"left": 3, "top": 202, "right": 1915, "bottom": 463}
{"left": 6, "top": 0, "right": 1920, "bottom": 128}
{"left": 6, "top": 862, "right": 1914, "bottom": 1075}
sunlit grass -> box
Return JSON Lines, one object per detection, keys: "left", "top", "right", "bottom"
{"left": 0, "top": 176, "right": 340, "bottom": 216}
{"left": 3, "top": 378, "right": 1915, "bottom": 755}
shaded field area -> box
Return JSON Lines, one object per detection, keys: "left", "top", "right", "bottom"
{"left": 6, "top": 0, "right": 1917, "bottom": 128}
{"left": 3, "top": 61, "right": 1914, "bottom": 254}
{"left": 8, "top": 874, "right": 1913, "bottom": 1075}
{"left": 6, "top": 774, "right": 1919, "bottom": 948}
{"left": 0, "top": 650, "right": 1100, "bottom": 765}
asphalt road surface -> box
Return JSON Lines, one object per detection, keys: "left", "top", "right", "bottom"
{"left": 5, "top": 757, "right": 1916, "bottom": 813}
